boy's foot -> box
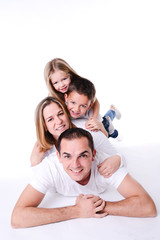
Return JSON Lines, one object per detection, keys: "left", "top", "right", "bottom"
{"left": 110, "top": 105, "right": 121, "bottom": 120}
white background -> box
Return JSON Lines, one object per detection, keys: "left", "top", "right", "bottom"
{"left": 0, "top": 0, "right": 160, "bottom": 178}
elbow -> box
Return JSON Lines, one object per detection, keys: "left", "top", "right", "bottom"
{"left": 148, "top": 202, "right": 157, "bottom": 217}
{"left": 11, "top": 209, "right": 22, "bottom": 229}
{"left": 143, "top": 197, "right": 157, "bottom": 218}
{"left": 11, "top": 214, "right": 18, "bottom": 229}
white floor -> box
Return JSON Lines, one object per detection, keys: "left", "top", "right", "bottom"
{"left": 1, "top": 138, "right": 160, "bottom": 240}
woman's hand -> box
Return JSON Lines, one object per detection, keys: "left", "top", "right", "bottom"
{"left": 30, "top": 141, "right": 46, "bottom": 167}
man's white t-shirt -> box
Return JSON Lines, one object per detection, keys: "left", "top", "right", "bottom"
{"left": 30, "top": 151, "right": 128, "bottom": 197}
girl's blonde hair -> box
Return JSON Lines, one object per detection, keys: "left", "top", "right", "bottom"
{"left": 44, "top": 58, "right": 80, "bottom": 100}
{"left": 35, "top": 96, "right": 73, "bottom": 151}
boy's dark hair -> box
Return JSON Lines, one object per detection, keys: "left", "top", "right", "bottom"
{"left": 57, "top": 128, "right": 94, "bottom": 153}
{"left": 67, "top": 76, "right": 96, "bottom": 101}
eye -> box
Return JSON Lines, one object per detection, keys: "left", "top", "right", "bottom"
{"left": 48, "top": 118, "right": 53, "bottom": 122}
{"left": 58, "top": 112, "right": 64, "bottom": 116}
{"left": 62, "top": 78, "right": 67, "bottom": 81}
{"left": 53, "top": 82, "right": 58, "bottom": 85}
{"left": 81, "top": 105, "right": 87, "bottom": 108}
{"left": 70, "top": 101, "right": 75, "bottom": 105}
{"left": 64, "top": 155, "right": 71, "bottom": 159}
{"left": 80, "top": 154, "right": 88, "bottom": 158}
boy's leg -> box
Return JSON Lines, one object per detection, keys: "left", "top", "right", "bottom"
{"left": 102, "top": 117, "right": 110, "bottom": 133}
{"left": 103, "top": 110, "right": 115, "bottom": 121}
{"left": 102, "top": 116, "right": 119, "bottom": 138}
{"left": 103, "top": 105, "right": 121, "bottom": 121}
{"left": 110, "top": 105, "right": 121, "bottom": 120}
{"left": 109, "top": 129, "right": 118, "bottom": 138}
{"left": 102, "top": 105, "right": 121, "bottom": 138}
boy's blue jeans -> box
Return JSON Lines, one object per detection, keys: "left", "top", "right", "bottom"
{"left": 102, "top": 110, "right": 118, "bottom": 138}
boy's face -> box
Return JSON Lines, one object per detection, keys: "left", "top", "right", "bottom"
{"left": 65, "top": 91, "right": 92, "bottom": 118}
{"left": 57, "top": 137, "right": 96, "bottom": 185}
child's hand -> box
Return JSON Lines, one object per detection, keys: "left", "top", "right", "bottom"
{"left": 85, "top": 117, "right": 102, "bottom": 132}
{"left": 30, "top": 141, "right": 46, "bottom": 167}
{"left": 97, "top": 155, "right": 121, "bottom": 178}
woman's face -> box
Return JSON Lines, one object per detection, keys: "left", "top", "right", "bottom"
{"left": 43, "top": 102, "right": 70, "bottom": 140}
{"left": 50, "top": 70, "right": 71, "bottom": 93}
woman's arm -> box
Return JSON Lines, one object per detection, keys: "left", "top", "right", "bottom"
{"left": 30, "top": 141, "right": 46, "bottom": 167}
{"left": 91, "top": 98, "right": 100, "bottom": 119}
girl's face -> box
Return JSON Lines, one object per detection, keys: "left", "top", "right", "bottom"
{"left": 43, "top": 102, "right": 70, "bottom": 140}
{"left": 50, "top": 70, "right": 71, "bottom": 93}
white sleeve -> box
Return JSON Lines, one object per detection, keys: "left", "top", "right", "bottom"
{"left": 96, "top": 152, "right": 128, "bottom": 189}
{"left": 105, "top": 167, "right": 128, "bottom": 189}
{"left": 30, "top": 159, "right": 56, "bottom": 194}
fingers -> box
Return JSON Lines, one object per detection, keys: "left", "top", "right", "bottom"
{"left": 86, "top": 125, "right": 99, "bottom": 131}
{"left": 98, "top": 166, "right": 113, "bottom": 175}
{"left": 103, "top": 172, "right": 113, "bottom": 178}
{"left": 95, "top": 212, "right": 108, "bottom": 218}
{"left": 86, "top": 195, "right": 105, "bottom": 210}
{"left": 94, "top": 199, "right": 105, "bottom": 209}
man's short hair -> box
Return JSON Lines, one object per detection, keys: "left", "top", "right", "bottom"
{"left": 67, "top": 76, "right": 96, "bottom": 101}
{"left": 57, "top": 128, "right": 94, "bottom": 153}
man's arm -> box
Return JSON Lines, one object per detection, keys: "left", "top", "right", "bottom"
{"left": 103, "top": 174, "right": 157, "bottom": 217}
{"left": 11, "top": 185, "right": 107, "bottom": 228}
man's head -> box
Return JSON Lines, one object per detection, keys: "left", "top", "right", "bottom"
{"left": 64, "top": 77, "right": 96, "bottom": 118}
{"left": 57, "top": 128, "right": 96, "bottom": 185}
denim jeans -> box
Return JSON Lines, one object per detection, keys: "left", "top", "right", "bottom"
{"left": 102, "top": 110, "right": 118, "bottom": 138}
{"left": 103, "top": 110, "right": 116, "bottom": 121}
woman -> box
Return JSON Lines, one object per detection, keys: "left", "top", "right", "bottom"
{"left": 30, "top": 96, "right": 123, "bottom": 177}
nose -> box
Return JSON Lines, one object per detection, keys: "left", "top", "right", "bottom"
{"left": 59, "top": 80, "right": 65, "bottom": 87}
{"left": 74, "top": 105, "right": 80, "bottom": 113}
{"left": 72, "top": 158, "right": 80, "bottom": 168}
{"left": 55, "top": 116, "right": 62, "bottom": 124}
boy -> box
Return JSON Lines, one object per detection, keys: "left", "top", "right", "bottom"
{"left": 65, "top": 76, "right": 121, "bottom": 138}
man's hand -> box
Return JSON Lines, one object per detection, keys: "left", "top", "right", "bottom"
{"left": 75, "top": 194, "right": 108, "bottom": 218}
{"left": 98, "top": 155, "right": 121, "bottom": 178}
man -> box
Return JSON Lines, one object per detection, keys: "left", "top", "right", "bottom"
{"left": 11, "top": 128, "right": 157, "bottom": 228}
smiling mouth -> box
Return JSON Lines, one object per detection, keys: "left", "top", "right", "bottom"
{"left": 71, "top": 110, "right": 80, "bottom": 117}
{"left": 56, "top": 125, "right": 66, "bottom": 131}
{"left": 60, "top": 86, "right": 68, "bottom": 92}
{"left": 70, "top": 169, "right": 83, "bottom": 174}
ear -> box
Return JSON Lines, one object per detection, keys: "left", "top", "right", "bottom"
{"left": 57, "top": 151, "right": 62, "bottom": 163}
{"left": 64, "top": 93, "right": 68, "bottom": 103}
{"left": 92, "top": 149, "right": 96, "bottom": 162}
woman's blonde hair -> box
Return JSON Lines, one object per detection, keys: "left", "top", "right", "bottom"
{"left": 35, "top": 96, "right": 73, "bottom": 151}
{"left": 44, "top": 58, "right": 80, "bottom": 100}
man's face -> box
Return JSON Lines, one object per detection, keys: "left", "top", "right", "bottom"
{"left": 57, "top": 137, "right": 96, "bottom": 185}
{"left": 65, "top": 91, "right": 92, "bottom": 118}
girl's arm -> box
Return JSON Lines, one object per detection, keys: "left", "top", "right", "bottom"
{"left": 91, "top": 98, "right": 100, "bottom": 119}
